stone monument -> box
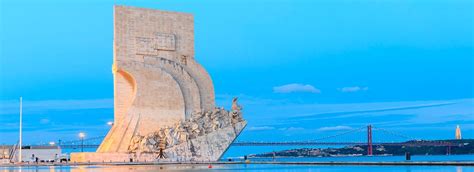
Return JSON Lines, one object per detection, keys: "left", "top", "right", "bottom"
{"left": 70, "top": 6, "right": 246, "bottom": 162}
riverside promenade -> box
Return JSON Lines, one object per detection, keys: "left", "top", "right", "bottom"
{"left": 2, "top": 161, "right": 474, "bottom": 167}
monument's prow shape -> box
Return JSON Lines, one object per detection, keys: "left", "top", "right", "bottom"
{"left": 71, "top": 6, "right": 246, "bottom": 162}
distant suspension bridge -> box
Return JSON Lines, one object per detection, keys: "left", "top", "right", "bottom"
{"left": 44, "top": 125, "right": 456, "bottom": 156}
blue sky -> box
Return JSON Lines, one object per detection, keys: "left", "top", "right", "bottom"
{"left": 0, "top": 0, "right": 473, "bottom": 156}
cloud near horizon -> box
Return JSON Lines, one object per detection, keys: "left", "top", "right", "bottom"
{"left": 247, "top": 126, "right": 305, "bottom": 132}
{"left": 279, "top": 127, "right": 304, "bottom": 131}
{"left": 273, "top": 83, "right": 321, "bottom": 94}
{"left": 317, "top": 125, "right": 353, "bottom": 131}
{"left": 339, "top": 86, "right": 368, "bottom": 93}
{"left": 247, "top": 126, "right": 275, "bottom": 131}
{"left": 0, "top": 98, "right": 113, "bottom": 115}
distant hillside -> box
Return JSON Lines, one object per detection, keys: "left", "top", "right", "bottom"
{"left": 252, "top": 139, "right": 474, "bottom": 157}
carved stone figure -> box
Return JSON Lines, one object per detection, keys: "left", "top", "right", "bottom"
{"left": 128, "top": 135, "right": 143, "bottom": 152}
{"left": 231, "top": 97, "right": 242, "bottom": 111}
{"left": 126, "top": 98, "right": 246, "bottom": 161}
{"left": 164, "top": 127, "right": 174, "bottom": 146}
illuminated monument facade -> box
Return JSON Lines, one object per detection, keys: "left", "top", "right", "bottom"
{"left": 71, "top": 6, "right": 246, "bottom": 162}
{"left": 455, "top": 125, "right": 462, "bottom": 140}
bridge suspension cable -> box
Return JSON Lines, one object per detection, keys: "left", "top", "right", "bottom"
{"left": 307, "top": 126, "right": 366, "bottom": 142}
{"left": 372, "top": 126, "right": 419, "bottom": 141}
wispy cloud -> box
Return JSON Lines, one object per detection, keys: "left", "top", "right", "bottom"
{"left": 215, "top": 94, "right": 289, "bottom": 107}
{"left": 317, "top": 125, "right": 353, "bottom": 131}
{"left": 247, "top": 126, "right": 275, "bottom": 131}
{"left": 279, "top": 127, "right": 304, "bottom": 131}
{"left": 339, "top": 86, "right": 368, "bottom": 93}
{"left": 273, "top": 83, "right": 321, "bottom": 94}
{"left": 0, "top": 98, "right": 113, "bottom": 115}
{"left": 39, "top": 118, "right": 50, "bottom": 124}
{"left": 247, "top": 126, "right": 305, "bottom": 132}
{"left": 292, "top": 102, "right": 455, "bottom": 120}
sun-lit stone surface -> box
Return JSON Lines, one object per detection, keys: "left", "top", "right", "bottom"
{"left": 70, "top": 5, "right": 245, "bottom": 162}
{"left": 164, "top": 120, "right": 247, "bottom": 161}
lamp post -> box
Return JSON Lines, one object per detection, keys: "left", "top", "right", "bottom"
{"left": 18, "top": 97, "right": 22, "bottom": 163}
{"left": 79, "top": 132, "right": 85, "bottom": 152}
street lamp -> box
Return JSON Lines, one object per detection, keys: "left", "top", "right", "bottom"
{"left": 79, "top": 132, "right": 85, "bottom": 152}
{"left": 18, "top": 97, "right": 22, "bottom": 163}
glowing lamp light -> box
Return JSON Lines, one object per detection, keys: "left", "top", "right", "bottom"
{"left": 79, "top": 132, "right": 86, "bottom": 152}
{"left": 107, "top": 121, "right": 114, "bottom": 126}
{"left": 112, "top": 63, "right": 118, "bottom": 74}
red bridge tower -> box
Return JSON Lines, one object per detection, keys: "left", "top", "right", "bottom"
{"left": 367, "top": 125, "right": 373, "bottom": 156}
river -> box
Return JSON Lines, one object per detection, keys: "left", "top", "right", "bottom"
{"left": 2, "top": 155, "right": 473, "bottom": 172}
